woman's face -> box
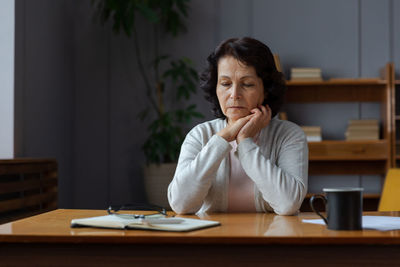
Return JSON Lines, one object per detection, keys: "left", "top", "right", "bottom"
{"left": 216, "top": 56, "right": 265, "bottom": 124}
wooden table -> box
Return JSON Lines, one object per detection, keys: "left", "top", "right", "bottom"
{"left": 1, "top": 209, "right": 400, "bottom": 266}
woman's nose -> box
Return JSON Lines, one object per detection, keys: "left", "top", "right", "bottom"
{"left": 230, "top": 85, "right": 241, "bottom": 99}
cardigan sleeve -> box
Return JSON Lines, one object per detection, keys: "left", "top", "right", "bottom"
{"left": 168, "top": 131, "right": 231, "bottom": 214}
{"left": 237, "top": 128, "right": 308, "bottom": 215}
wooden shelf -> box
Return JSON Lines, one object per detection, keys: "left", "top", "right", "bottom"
{"left": 286, "top": 64, "right": 393, "bottom": 176}
{"left": 308, "top": 140, "right": 388, "bottom": 161}
{"left": 364, "top": 193, "right": 381, "bottom": 199}
{"left": 309, "top": 160, "right": 387, "bottom": 175}
{"left": 287, "top": 79, "right": 386, "bottom": 86}
{"left": 285, "top": 64, "right": 393, "bottom": 197}
{"left": 286, "top": 80, "right": 388, "bottom": 102}
{"left": 394, "top": 72, "right": 400, "bottom": 167}
{"left": 305, "top": 193, "right": 380, "bottom": 199}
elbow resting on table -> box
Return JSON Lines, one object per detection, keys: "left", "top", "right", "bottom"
{"left": 168, "top": 193, "right": 198, "bottom": 215}
{"left": 273, "top": 203, "right": 301, "bottom": 216}
{"left": 273, "top": 187, "right": 306, "bottom": 216}
{"left": 169, "top": 201, "right": 197, "bottom": 215}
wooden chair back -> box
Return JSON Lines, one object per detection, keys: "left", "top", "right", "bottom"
{"left": 378, "top": 168, "right": 400, "bottom": 211}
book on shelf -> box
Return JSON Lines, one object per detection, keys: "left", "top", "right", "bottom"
{"left": 301, "top": 126, "right": 322, "bottom": 142}
{"left": 345, "top": 119, "right": 379, "bottom": 141}
{"left": 290, "top": 77, "right": 323, "bottom": 82}
{"left": 301, "top": 126, "right": 321, "bottom": 133}
{"left": 70, "top": 214, "right": 220, "bottom": 232}
{"left": 291, "top": 73, "right": 321, "bottom": 78}
{"left": 290, "top": 67, "right": 322, "bottom": 81}
{"left": 328, "top": 77, "right": 381, "bottom": 83}
{"left": 345, "top": 132, "right": 379, "bottom": 140}
{"left": 306, "top": 135, "right": 322, "bottom": 142}
{"left": 346, "top": 124, "right": 379, "bottom": 131}
{"left": 291, "top": 68, "right": 321, "bottom": 73}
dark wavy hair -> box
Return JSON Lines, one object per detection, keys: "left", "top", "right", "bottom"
{"left": 200, "top": 37, "right": 286, "bottom": 118}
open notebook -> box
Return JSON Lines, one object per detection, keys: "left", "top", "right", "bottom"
{"left": 71, "top": 214, "right": 220, "bottom": 232}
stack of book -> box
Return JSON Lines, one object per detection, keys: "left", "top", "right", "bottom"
{"left": 290, "top": 68, "right": 322, "bottom": 81}
{"left": 301, "top": 126, "right": 322, "bottom": 142}
{"left": 345, "top": 119, "right": 379, "bottom": 140}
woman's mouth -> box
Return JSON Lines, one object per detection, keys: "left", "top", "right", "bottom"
{"left": 228, "top": 106, "right": 245, "bottom": 109}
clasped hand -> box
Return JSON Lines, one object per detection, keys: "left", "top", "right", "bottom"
{"left": 217, "top": 105, "right": 272, "bottom": 143}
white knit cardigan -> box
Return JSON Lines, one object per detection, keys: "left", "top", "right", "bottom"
{"left": 168, "top": 117, "right": 308, "bottom": 215}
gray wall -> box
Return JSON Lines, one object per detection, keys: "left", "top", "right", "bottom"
{"left": 0, "top": 0, "right": 14, "bottom": 158}
{"left": 14, "top": 0, "right": 75, "bottom": 207}
{"left": 15, "top": 0, "right": 400, "bottom": 209}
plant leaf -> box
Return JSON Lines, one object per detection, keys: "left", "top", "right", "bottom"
{"left": 136, "top": 1, "right": 160, "bottom": 23}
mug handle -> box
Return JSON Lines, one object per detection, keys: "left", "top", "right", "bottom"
{"left": 309, "top": 194, "right": 328, "bottom": 225}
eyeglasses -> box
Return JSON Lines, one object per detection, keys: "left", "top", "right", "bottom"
{"left": 107, "top": 203, "right": 168, "bottom": 219}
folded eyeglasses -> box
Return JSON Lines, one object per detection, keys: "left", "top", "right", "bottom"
{"left": 107, "top": 203, "right": 169, "bottom": 219}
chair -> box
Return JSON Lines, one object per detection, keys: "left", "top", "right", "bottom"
{"left": 378, "top": 169, "right": 400, "bottom": 211}
{"left": 0, "top": 158, "right": 58, "bottom": 224}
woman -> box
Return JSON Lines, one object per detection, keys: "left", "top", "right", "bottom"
{"left": 168, "top": 37, "right": 308, "bottom": 215}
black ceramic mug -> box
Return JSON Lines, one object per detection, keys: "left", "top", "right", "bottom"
{"left": 309, "top": 188, "right": 363, "bottom": 230}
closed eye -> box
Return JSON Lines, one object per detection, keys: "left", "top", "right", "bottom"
{"left": 243, "top": 83, "right": 254, "bottom": 87}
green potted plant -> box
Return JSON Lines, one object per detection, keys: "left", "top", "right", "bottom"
{"left": 92, "top": 0, "right": 203, "bottom": 208}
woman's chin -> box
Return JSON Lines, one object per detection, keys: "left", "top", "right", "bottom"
{"left": 226, "top": 111, "right": 250, "bottom": 123}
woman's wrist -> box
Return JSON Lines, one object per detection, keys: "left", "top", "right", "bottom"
{"left": 216, "top": 130, "right": 232, "bottom": 142}
{"left": 236, "top": 135, "right": 246, "bottom": 144}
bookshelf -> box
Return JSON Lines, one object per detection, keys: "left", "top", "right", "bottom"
{"left": 394, "top": 77, "right": 400, "bottom": 164}
{"left": 286, "top": 63, "right": 394, "bottom": 211}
